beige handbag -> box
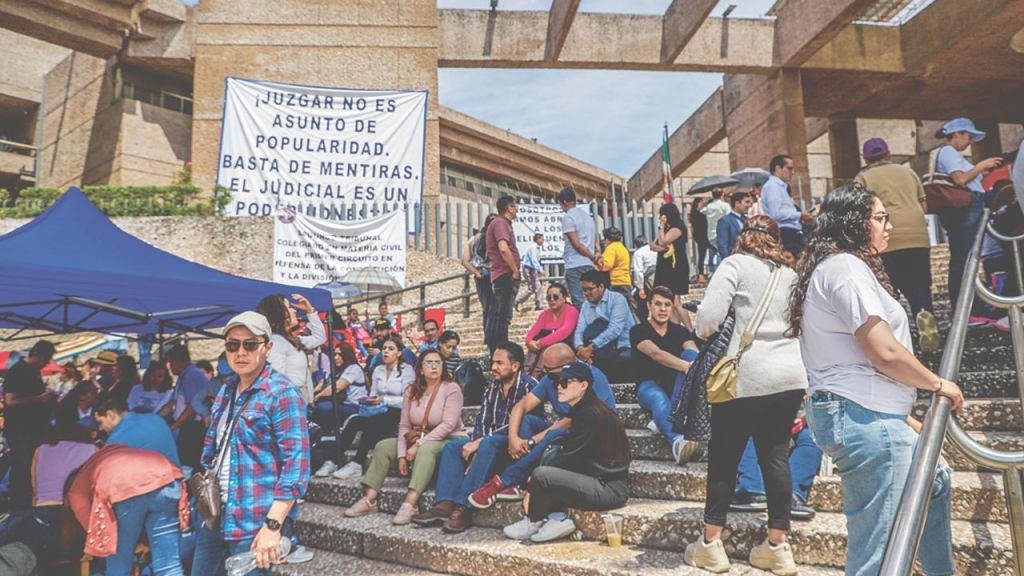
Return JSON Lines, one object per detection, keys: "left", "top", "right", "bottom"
{"left": 706, "top": 265, "right": 782, "bottom": 404}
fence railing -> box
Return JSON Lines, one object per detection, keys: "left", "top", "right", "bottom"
{"left": 0, "top": 139, "right": 36, "bottom": 158}
{"left": 340, "top": 270, "right": 475, "bottom": 325}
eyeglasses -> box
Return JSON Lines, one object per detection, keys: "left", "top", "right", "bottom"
{"left": 871, "top": 213, "right": 891, "bottom": 225}
{"left": 581, "top": 285, "right": 597, "bottom": 293}
{"left": 423, "top": 359, "right": 443, "bottom": 366}
{"left": 546, "top": 294, "right": 561, "bottom": 301}
{"left": 225, "top": 338, "right": 263, "bottom": 353}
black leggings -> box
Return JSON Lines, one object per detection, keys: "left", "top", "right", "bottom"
{"left": 527, "top": 466, "right": 629, "bottom": 522}
{"left": 695, "top": 240, "right": 712, "bottom": 275}
{"left": 704, "top": 389, "right": 804, "bottom": 531}
{"left": 336, "top": 407, "right": 401, "bottom": 466}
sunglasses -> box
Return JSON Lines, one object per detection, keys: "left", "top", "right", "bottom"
{"left": 555, "top": 378, "right": 576, "bottom": 389}
{"left": 546, "top": 294, "right": 561, "bottom": 301}
{"left": 225, "top": 338, "right": 264, "bottom": 353}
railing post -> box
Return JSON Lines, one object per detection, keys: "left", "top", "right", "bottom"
{"left": 1005, "top": 467, "right": 1024, "bottom": 576}
{"left": 463, "top": 274, "right": 471, "bottom": 318}
{"left": 419, "top": 283, "right": 426, "bottom": 324}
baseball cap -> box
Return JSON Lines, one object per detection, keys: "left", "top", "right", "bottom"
{"left": 373, "top": 318, "right": 392, "bottom": 330}
{"left": 552, "top": 361, "right": 593, "bottom": 385}
{"left": 224, "top": 311, "right": 272, "bottom": 339}
{"left": 94, "top": 350, "right": 118, "bottom": 365}
{"left": 935, "top": 118, "right": 986, "bottom": 141}
{"left": 862, "top": 137, "right": 890, "bottom": 161}
{"left": 557, "top": 187, "right": 577, "bottom": 203}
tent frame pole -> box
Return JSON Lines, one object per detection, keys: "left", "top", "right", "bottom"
{"left": 326, "top": 313, "right": 343, "bottom": 466}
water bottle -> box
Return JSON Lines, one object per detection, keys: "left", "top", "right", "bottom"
{"left": 225, "top": 537, "right": 291, "bottom": 576}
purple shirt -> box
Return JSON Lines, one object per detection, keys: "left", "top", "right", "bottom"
{"left": 486, "top": 215, "right": 520, "bottom": 281}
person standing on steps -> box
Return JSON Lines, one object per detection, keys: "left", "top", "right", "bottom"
{"left": 792, "top": 185, "right": 961, "bottom": 576}
{"left": 461, "top": 214, "right": 497, "bottom": 337}
{"left": 559, "top": 187, "right": 599, "bottom": 307}
{"left": 650, "top": 203, "right": 691, "bottom": 326}
{"left": 716, "top": 192, "right": 751, "bottom": 260}
{"left": 517, "top": 233, "right": 545, "bottom": 312}
{"left": 703, "top": 189, "right": 731, "bottom": 275}
{"left": 687, "top": 216, "right": 808, "bottom": 575}
{"left": 690, "top": 198, "right": 712, "bottom": 281}
{"left": 761, "top": 154, "right": 815, "bottom": 258}
{"left": 854, "top": 137, "right": 940, "bottom": 353}
{"left": 485, "top": 196, "right": 521, "bottom": 354}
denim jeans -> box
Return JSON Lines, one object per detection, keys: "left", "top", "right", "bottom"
{"left": 805, "top": 392, "right": 954, "bottom": 576}
{"left": 191, "top": 517, "right": 293, "bottom": 576}
{"left": 564, "top": 265, "right": 591, "bottom": 308}
{"left": 939, "top": 193, "right": 984, "bottom": 310}
{"left": 108, "top": 482, "right": 184, "bottom": 576}
{"left": 735, "top": 428, "right": 823, "bottom": 502}
{"left": 486, "top": 274, "right": 520, "bottom": 354}
{"left": 311, "top": 399, "right": 358, "bottom": 430}
{"left": 498, "top": 415, "right": 569, "bottom": 487}
{"left": 636, "top": 349, "right": 698, "bottom": 447}
{"left": 0, "top": 505, "right": 61, "bottom": 560}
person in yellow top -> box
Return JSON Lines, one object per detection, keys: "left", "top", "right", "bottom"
{"left": 599, "top": 227, "right": 632, "bottom": 300}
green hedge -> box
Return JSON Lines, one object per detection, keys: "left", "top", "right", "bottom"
{"left": 0, "top": 185, "right": 231, "bottom": 218}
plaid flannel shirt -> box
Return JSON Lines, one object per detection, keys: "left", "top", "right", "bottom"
{"left": 201, "top": 365, "right": 310, "bottom": 541}
{"left": 472, "top": 371, "right": 537, "bottom": 440}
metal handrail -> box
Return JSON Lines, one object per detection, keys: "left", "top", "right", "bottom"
{"left": 881, "top": 210, "right": 1024, "bottom": 575}
{"left": 337, "top": 271, "right": 475, "bottom": 323}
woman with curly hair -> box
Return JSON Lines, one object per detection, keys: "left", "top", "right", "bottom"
{"left": 791, "top": 184, "right": 962, "bottom": 576}
{"left": 688, "top": 215, "right": 806, "bottom": 574}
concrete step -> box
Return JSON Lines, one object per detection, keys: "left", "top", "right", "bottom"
{"left": 295, "top": 504, "right": 847, "bottom": 576}
{"left": 272, "top": 549, "right": 441, "bottom": 575}
{"left": 297, "top": 488, "right": 1013, "bottom": 574}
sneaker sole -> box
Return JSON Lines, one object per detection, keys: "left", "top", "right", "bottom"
{"left": 530, "top": 524, "right": 577, "bottom": 543}
{"left": 344, "top": 508, "right": 377, "bottom": 518}
{"left": 495, "top": 493, "right": 525, "bottom": 502}
{"left": 411, "top": 516, "right": 446, "bottom": 527}
{"left": 468, "top": 497, "right": 496, "bottom": 510}
{"left": 441, "top": 524, "right": 469, "bottom": 534}
{"left": 728, "top": 505, "right": 768, "bottom": 513}
{"left": 683, "top": 547, "right": 730, "bottom": 573}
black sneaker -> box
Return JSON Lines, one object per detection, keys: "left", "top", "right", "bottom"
{"left": 729, "top": 492, "right": 768, "bottom": 513}
{"left": 790, "top": 494, "right": 816, "bottom": 521}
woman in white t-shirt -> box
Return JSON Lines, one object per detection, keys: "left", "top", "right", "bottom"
{"left": 127, "top": 363, "right": 174, "bottom": 417}
{"left": 311, "top": 342, "right": 368, "bottom": 477}
{"left": 790, "top": 184, "right": 963, "bottom": 576}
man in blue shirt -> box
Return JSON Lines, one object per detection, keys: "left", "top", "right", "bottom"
{"left": 411, "top": 343, "right": 537, "bottom": 533}
{"left": 716, "top": 192, "right": 751, "bottom": 259}
{"left": 417, "top": 319, "right": 441, "bottom": 354}
{"left": 760, "top": 154, "right": 814, "bottom": 257}
{"left": 574, "top": 269, "right": 635, "bottom": 382}
{"left": 466, "top": 343, "right": 616, "bottom": 510}
{"left": 94, "top": 394, "right": 181, "bottom": 467}
{"left": 559, "top": 187, "right": 599, "bottom": 307}
{"left": 516, "top": 233, "right": 545, "bottom": 312}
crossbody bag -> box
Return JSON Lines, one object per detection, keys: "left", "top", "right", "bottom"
{"left": 403, "top": 383, "right": 442, "bottom": 447}
{"left": 188, "top": 390, "right": 252, "bottom": 530}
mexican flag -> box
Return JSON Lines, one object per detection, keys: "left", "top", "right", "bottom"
{"left": 661, "top": 123, "right": 674, "bottom": 204}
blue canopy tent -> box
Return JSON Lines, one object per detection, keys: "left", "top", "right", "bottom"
{"left": 0, "top": 188, "right": 332, "bottom": 340}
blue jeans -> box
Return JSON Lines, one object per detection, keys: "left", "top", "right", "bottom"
{"left": 636, "top": 349, "right": 699, "bottom": 447}
{"left": 806, "top": 392, "right": 954, "bottom": 576}
{"left": 939, "top": 193, "right": 984, "bottom": 309}
{"left": 564, "top": 265, "right": 591, "bottom": 308}
{"left": 498, "top": 416, "right": 569, "bottom": 487}
{"left": 191, "top": 520, "right": 262, "bottom": 576}
{"left": 108, "top": 482, "right": 184, "bottom": 576}
{"left": 311, "top": 399, "right": 358, "bottom": 430}
{"left": 735, "top": 429, "right": 823, "bottom": 502}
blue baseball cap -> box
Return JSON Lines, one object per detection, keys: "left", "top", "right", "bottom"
{"left": 936, "top": 118, "right": 986, "bottom": 141}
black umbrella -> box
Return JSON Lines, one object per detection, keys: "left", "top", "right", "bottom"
{"left": 731, "top": 168, "right": 771, "bottom": 189}
{"left": 687, "top": 175, "right": 739, "bottom": 196}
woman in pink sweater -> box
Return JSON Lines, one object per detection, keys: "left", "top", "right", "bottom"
{"left": 523, "top": 283, "right": 580, "bottom": 378}
{"left": 344, "top": 349, "right": 467, "bottom": 525}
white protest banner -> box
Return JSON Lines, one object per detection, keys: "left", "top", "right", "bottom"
{"left": 273, "top": 208, "right": 406, "bottom": 288}
{"left": 512, "top": 203, "right": 592, "bottom": 264}
{"left": 218, "top": 77, "right": 427, "bottom": 220}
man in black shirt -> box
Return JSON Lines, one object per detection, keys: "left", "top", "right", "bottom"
{"left": 630, "top": 286, "right": 702, "bottom": 465}
{"left": 3, "top": 340, "right": 58, "bottom": 510}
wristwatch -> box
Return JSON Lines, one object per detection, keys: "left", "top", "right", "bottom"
{"left": 264, "top": 517, "right": 281, "bottom": 531}
{"left": 527, "top": 438, "right": 537, "bottom": 449}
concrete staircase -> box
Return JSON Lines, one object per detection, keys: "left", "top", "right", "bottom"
{"left": 279, "top": 247, "right": 1021, "bottom": 575}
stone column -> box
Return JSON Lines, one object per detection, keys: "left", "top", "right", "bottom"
{"left": 723, "top": 69, "right": 811, "bottom": 205}
{"left": 827, "top": 115, "right": 860, "bottom": 182}
{"left": 190, "top": 0, "right": 440, "bottom": 200}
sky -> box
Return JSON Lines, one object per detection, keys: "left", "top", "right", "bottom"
{"left": 437, "top": 0, "right": 779, "bottom": 177}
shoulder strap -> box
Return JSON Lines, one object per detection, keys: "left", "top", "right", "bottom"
{"left": 736, "top": 265, "right": 783, "bottom": 354}
{"left": 211, "top": 388, "right": 255, "bottom": 473}
{"left": 930, "top": 145, "right": 947, "bottom": 179}
{"left": 416, "top": 381, "right": 443, "bottom": 434}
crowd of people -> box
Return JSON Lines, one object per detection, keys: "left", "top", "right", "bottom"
{"left": 0, "top": 116, "right": 1018, "bottom": 576}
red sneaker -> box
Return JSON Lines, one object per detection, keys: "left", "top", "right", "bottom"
{"left": 468, "top": 475, "right": 505, "bottom": 509}
{"left": 495, "top": 484, "right": 526, "bottom": 502}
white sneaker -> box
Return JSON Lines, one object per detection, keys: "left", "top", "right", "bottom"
{"left": 314, "top": 460, "right": 338, "bottom": 477}
{"left": 503, "top": 516, "right": 543, "bottom": 540}
{"left": 749, "top": 537, "right": 798, "bottom": 575}
{"left": 672, "top": 437, "right": 705, "bottom": 465}
{"left": 995, "top": 316, "right": 1011, "bottom": 333}
{"left": 684, "top": 538, "right": 731, "bottom": 573}
{"left": 646, "top": 420, "right": 658, "bottom": 433}
{"left": 530, "top": 514, "right": 577, "bottom": 543}
{"left": 332, "top": 461, "right": 363, "bottom": 479}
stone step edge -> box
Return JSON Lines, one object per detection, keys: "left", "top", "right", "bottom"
{"left": 307, "top": 462, "right": 1008, "bottom": 523}
{"left": 294, "top": 505, "right": 849, "bottom": 576}
{"left": 271, "top": 548, "right": 442, "bottom": 575}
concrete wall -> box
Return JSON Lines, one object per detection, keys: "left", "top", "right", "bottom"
{"left": 190, "top": 0, "right": 441, "bottom": 199}
{"left": 0, "top": 29, "right": 71, "bottom": 106}
{"left": 36, "top": 52, "right": 192, "bottom": 189}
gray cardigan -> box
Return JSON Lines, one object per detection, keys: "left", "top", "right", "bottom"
{"left": 694, "top": 253, "right": 808, "bottom": 399}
